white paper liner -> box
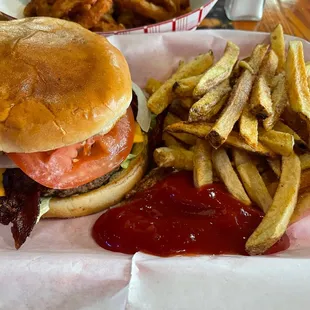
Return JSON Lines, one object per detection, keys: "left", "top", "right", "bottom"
{"left": 127, "top": 252, "right": 310, "bottom": 310}
{"left": 0, "top": 30, "right": 310, "bottom": 309}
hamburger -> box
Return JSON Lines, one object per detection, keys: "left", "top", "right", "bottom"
{"left": 0, "top": 17, "right": 149, "bottom": 248}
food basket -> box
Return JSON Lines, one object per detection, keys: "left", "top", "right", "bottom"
{"left": 0, "top": 0, "right": 218, "bottom": 35}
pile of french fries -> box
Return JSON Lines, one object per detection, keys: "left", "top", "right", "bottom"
{"left": 146, "top": 25, "right": 310, "bottom": 255}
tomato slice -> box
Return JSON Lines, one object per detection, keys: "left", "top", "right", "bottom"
{"left": 8, "top": 108, "right": 135, "bottom": 189}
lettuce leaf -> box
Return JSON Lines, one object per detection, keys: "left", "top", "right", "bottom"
{"left": 121, "top": 154, "right": 137, "bottom": 169}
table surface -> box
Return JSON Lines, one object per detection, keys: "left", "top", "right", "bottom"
{"left": 0, "top": 0, "right": 309, "bottom": 40}
{"left": 232, "top": 0, "right": 310, "bottom": 40}
{"left": 199, "top": 0, "right": 309, "bottom": 40}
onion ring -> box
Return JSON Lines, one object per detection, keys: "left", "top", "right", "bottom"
{"left": 150, "top": 0, "right": 177, "bottom": 14}
{"left": 24, "top": 0, "right": 191, "bottom": 30}
{"left": 180, "top": 0, "right": 190, "bottom": 9}
{"left": 51, "top": 0, "right": 95, "bottom": 18}
{"left": 91, "top": 15, "right": 125, "bottom": 32}
{"left": 24, "top": 1, "right": 37, "bottom": 17}
{"left": 33, "top": 0, "right": 52, "bottom": 16}
{"left": 119, "top": 0, "right": 173, "bottom": 22}
{"left": 76, "top": 0, "right": 113, "bottom": 29}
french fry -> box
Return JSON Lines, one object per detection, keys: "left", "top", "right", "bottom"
{"left": 239, "top": 60, "right": 254, "bottom": 74}
{"left": 267, "top": 158, "right": 281, "bottom": 177}
{"left": 166, "top": 121, "right": 275, "bottom": 157}
{"left": 300, "top": 169, "right": 310, "bottom": 192}
{"left": 178, "top": 60, "right": 185, "bottom": 68}
{"left": 175, "top": 60, "right": 186, "bottom": 73}
{"left": 126, "top": 167, "right": 174, "bottom": 200}
{"left": 270, "top": 72, "right": 283, "bottom": 88}
{"left": 286, "top": 41, "right": 310, "bottom": 121}
{"left": 250, "top": 50, "right": 278, "bottom": 119}
{"left": 164, "top": 113, "right": 197, "bottom": 145}
{"left": 290, "top": 191, "right": 310, "bottom": 224}
{"left": 163, "top": 112, "right": 182, "bottom": 128}
{"left": 169, "top": 100, "right": 189, "bottom": 120}
{"left": 145, "top": 78, "right": 162, "bottom": 96}
{"left": 193, "top": 41, "right": 239, "bottom": 97}
{"left": 147, "top": 51, "right": 214, "bottom": 114}
{"left": 193, "top": 139, "right": 213, "bottom": 188}
{"left": 233, "top": 149, "right": 272, "bottom": 212}
{"left": 176, "top": 60, "right": 185, "bottom": 71}
{"left": 254, "top": 156, "right": 270, "bottom": 174}
{"left": 281, "top": 106, "right": 309, "bottom": 143}
{"left": 173, "top": 97, "right": 194, "bottom": 110}
{"left": 207, "top": 44, "right": 269, "bottom": 148}
{"left": 246, "top": 152, "right": 301, "bottom": 255}
{"left": 212, "top": 148, "right": 251, "bottom": 205}
{"left": 230, "top": 57, "right": 250, "bottom": 83}
{"left": 148, "top": 27, "right": 310, "bottom": 256}
{"left": 300, "top": 153, "right": 310, "bottom": 171}
{"left": 189, "top": 79, "right": 231, "bottom": 122}
{"left": 169, "top": 131, "right": 196, "bottom": 146}
{"left": 153, "top": 147, "right": 193, "bottom": 170}
{"left": 262, "top": 170, "right": 279, "bottom": 197}
{"left": 239, "top": 106, "right": 258, "bottom": 148}
{"left": 258, "top": 50, "right": 279, "bottom": 84}
{"left": 273, "top": 121, "right": 308, "bottom": 151}
{"left": 230, "top": 60, "right": 243, "bottom": 84}
{"left": 165, "top": 121, "right": 212, "bottom": 137}
{"left": 226, "top": 133, "right": 275, "bottom": 157}
{"left": 258, "top": 129, "right": 294, "bottom": 156}
{"left": 162, "top": 132, "right": 184, "bottom": 149}
{"left": 270, "top": 24, "right": 285, "bottom": 72}
{"left": 250, "top": 77, "right": 273, "bottom": 119}
{"left": 197, "top": 94, "right": 229, "bottom": 122}
{"left": 267, "top": 182, "right": 279, "bottom": 198}
{"left": 263, "top": 73, "right": 288, "bottom": 131}
{"left": 306, "top": 61, "right": 310, "bottom": 88}
{"left": 241, "top": 56, "right": 250, "bottom": 62}
{"left": 173, "top": 74, "right": 203, "bottom": 97}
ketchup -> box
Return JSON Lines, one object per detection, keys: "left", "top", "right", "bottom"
{"left": 93, "top": 171, "right": 289, "bottom": 256}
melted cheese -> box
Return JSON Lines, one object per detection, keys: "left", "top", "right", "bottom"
{"left": 133, "top": 122, "right": 144, "bottom": 143}
{"left": 0, "top": 169, "right": 5, "bottom": 196}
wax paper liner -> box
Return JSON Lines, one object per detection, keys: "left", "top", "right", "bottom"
{"left": 1, "top": 30, "right": 310, "bottom": 309}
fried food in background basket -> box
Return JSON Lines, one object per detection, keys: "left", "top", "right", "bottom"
{"left": 24, "top": 0, "right": 191, "bottom": 32}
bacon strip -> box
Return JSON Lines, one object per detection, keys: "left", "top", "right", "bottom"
{"left": 0, "top": 170, "right": 40, "bottom": 249}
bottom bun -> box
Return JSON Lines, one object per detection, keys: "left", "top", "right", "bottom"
{"left": 43, "top": 136, "right": 148, "bottom": 219}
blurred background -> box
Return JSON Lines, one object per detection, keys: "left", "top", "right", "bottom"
{"left": 198, "top": 0, "right": 309, "bottom": 41}
{"left": 0, "top": 0, "right": 309, "bottom": 40}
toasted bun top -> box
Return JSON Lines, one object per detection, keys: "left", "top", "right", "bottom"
{"left": 0, "top": 17, "right": 132, "bottom": 153}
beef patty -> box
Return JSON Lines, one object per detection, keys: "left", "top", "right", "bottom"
{"left": 3, "top": 167, "right": 120, "bottom": 199}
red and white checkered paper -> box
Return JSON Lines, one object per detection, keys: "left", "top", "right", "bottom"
{"left": 0, "top": 0, "right": 218, "bottom": 36}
